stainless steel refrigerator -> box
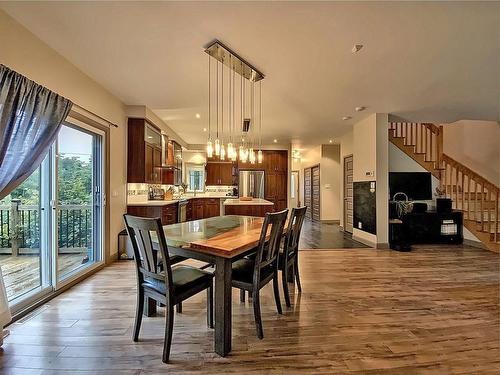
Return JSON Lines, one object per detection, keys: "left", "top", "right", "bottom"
{"left": 239, "top": 170, "right": 265, "bottom": 198}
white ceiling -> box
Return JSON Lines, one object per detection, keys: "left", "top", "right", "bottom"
{"left": 2, "top": 1, "right": 499, "bottom": 145}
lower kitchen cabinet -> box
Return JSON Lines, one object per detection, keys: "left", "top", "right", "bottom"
{"left": 127, "top": 203, "right": 177, "bottom": 225}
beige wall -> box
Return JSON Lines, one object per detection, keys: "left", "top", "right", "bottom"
{"left": 351, "top": 114, "right": 389, "bottom": 246}
{"left": 443, "top": 120, "right": 500, "bottom": 186}
{"left": 0, "top": 10, "right": 127, "bottom": 259}
{"left": 320, "top": 145, "right": 341, "bottom": 221}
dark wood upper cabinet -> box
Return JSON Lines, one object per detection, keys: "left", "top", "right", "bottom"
{"left": 128, "top": 118, "right": 182, "bottom": 185}
{"left": 128, "top": 118, "right": 163, "bottom": 183}
{"left": 206, "top": 162, "right": 234, "bottom": 186}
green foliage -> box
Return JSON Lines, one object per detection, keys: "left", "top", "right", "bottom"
{"left": 58, "top": 156, "right": 92, "bottom": 205}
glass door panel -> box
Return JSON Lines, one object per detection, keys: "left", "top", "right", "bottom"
{"left": 56, "top": 125, "right": 102, "bottom": 281}
{"left": 0, "top": 167, "right": 44, "bottom": 302}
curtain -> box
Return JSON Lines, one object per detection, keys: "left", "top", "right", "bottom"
{"left": 0, "top": 64, "right": 73, "bottom": 200}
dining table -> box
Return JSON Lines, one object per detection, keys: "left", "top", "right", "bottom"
{"left": 149, "top": 215, "right": 269, "bottom": 357}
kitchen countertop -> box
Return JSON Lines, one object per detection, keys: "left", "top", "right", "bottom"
{"left": 127, "top": 195, "right": 238, "bottom": 206}
{"left": 223, "top": 198, "right": 274, "bottom": 206}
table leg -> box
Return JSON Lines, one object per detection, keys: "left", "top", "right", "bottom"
{"left": 214, "top": 257, "right": 232, "bottom": 356}
{"left": 143, "top": 296, "right": 157, "bottom": 317}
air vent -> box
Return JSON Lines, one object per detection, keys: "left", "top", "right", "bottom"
{"left": 243, "top": 118, "right": 251, "bottom": 132}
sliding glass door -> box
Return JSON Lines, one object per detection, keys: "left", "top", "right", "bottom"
{"left": 0, "top": 121, "right": 105, "bottom": 311}
{"left": 56, "top": 124, "right": 103, "bottom": 282}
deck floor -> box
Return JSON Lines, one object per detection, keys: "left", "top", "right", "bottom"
{"left": 1, "top": 245, "right": 499, "bottom": 373}
{"left": 0, "top": 254, "right": 87, "bottom": 301}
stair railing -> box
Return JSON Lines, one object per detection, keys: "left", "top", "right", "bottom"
{"left": 389, "top": 121, "right": 498, "bottom": 243}
{"left": 441, "top": 154, "right": 499, "bottom": 242}
{"left": 389, "top": 122, "right": 443, "bottom": 167}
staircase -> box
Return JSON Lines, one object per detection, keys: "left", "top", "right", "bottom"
{"left": 389, "top": 122, "right": 499, "bottom": 253}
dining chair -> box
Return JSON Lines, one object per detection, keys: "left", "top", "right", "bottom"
{"left": 279, "top": 206, "right": 307, "bottom": 307}
{"left": 231, "top": 209, "right": 288, "bottom": 339}
{"left": 123, "top": 214, "right": 214, "bottom": 363}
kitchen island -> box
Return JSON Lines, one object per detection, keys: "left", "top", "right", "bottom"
{"left": 223, "top": 198, "right": 275, "bottom": 217}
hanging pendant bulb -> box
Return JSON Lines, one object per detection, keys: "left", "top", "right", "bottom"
{"left": 220, "top": 143, "right": 226, "bottom": 160}
{"left": 207, "top": 139, "right": 213, "bottom": 158}
{"left": 257, "top": 149, "right": 263, "bottom": 163}
{"left": 239, "top": 145, "right": 244, "bottom": 161}
{"left": 215, "top": 138, "right": 220, "bottom": 156}
{"left": 249, "top": 148, "right": 256, "bottom": 164}
{"left": 227, "top": 142, "right": 233, "bottom": 159}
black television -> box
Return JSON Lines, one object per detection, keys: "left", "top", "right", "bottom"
{"left": 389, "top": 172, "right": 432, "bottom": 201}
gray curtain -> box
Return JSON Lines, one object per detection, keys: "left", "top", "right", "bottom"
{"left": 0, "top": 64, "right": 73, "bottom": 200}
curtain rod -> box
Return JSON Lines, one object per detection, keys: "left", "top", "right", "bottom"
{"left": 72, "top": 103, "right": 119, "bottom": 128}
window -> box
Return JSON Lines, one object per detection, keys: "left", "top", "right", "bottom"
{"left": 186, "top": 164, "right": 205, "bottom": 192}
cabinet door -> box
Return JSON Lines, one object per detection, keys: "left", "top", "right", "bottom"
{"left": 153, "top": 147, "right": 162, "bottom": 183}
{"left": 265, "top": 173, "right": 277, "bottom": 200}
{"left": 145, "top": 144, "right": 154, "bottom": 183}
{"left": 204, "top": 203, "right": 220, "bottom": 218}
{"left": 166, "top": 142, "right": 174, "bottom": 167}
{"left": 220, "top": 163, "right": 233, "bottom": 185}
{"left": 193, "top": 202, "right": 204, "bottom": 220}
{"left": 205, "top": 163, "right": 220, "bottom": 185}
{"left": 161, "top": 169, "right": 174, "bottom": 185}
{"left": 276, "top": 172, "right": 287, "bottom": 200}
{"left": 277, "top": 151, "right": 288, "bottom": 172}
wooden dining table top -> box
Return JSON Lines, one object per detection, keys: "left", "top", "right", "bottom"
{"left": 160, "top": 215, "right": 269, "bottom": 259}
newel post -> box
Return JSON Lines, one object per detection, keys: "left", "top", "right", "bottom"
{"left": 10, "top": 199, "right": 21, "bottom": 257}
{"left": 437, "top": 125, "right": 444, "bottom": 169}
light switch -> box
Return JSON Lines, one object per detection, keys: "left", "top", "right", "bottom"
{"left": 358, "top": 221, "right": 362, "bottom": 229}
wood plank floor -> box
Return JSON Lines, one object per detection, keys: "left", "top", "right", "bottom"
{"left": 1, "top": 245, "right": 499, "bottom": 374}
{"left": 0, "top": 254, "right": 89, "bottom": 301}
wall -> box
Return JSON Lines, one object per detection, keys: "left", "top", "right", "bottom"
{"left": 352, "top": 114, "right": 389, "bottom": 247}
{"left": 443, "top": 120, "right": 500, "bottom": 186}
{"left": 320, "top": 144, "right": 341, "bottom": 221}
{"left": 0, "top": 10, "right": 127, "bottom": 259}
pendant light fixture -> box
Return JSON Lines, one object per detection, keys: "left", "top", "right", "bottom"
{"left": 206, "top": 54, "right": 213, "bottom": 158}
{"left": 205, "top": 40, "right": 265, "bottom": 163}
{"left": 257, "top": 80, "right": 263, "bottom": 163}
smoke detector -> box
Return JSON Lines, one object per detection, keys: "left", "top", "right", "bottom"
{"left": 352, "top": 44, "right": 364, "bottom": 53}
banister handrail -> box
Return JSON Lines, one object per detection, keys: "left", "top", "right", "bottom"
{"left": 441, "top": 153, "right": 499, "bottom": 193}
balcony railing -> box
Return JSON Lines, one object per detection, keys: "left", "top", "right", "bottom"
{"left": 0, "top": 200, "right": 92, "bottom": 255}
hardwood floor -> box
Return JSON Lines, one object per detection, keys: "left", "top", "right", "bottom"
{"left": 299, "top": 220, "right": 368, "bottom": 249}
{"left": 1, "top": 245, "right": 499, "bottom": 374}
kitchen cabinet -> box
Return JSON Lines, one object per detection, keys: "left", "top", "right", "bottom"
{"left": 263, "top": 150, "right": 288, "bottom": 212}
{"left": 204, "top": 198, "right": 220, "bottom": 218}
{"left": 127, "top": 203, "right": 177, "bottom": 225}
{"left": 127, "top": 118, "right": 163, "bottom": 184}
{"left": 206, "top": 162, "right": 233, "bottom": 186}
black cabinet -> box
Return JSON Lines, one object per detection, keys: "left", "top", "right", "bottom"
{"left": 395, "top": 210, "right": 463, "bottom": 245}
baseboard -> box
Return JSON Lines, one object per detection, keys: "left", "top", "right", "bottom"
{"left": 377, "top": 242, "right": 390, "bottom": 249}
{"left": 321, "top": 220, "right": 340, "bottom": 224}
{"left": 353, "top": 235, "right": 376, "bottom": 248}
{"left": 463, "top": 239, "right": 488, "bottom": 250}
{"left": 106, "top": 251, "right": 119, "bottom": 265}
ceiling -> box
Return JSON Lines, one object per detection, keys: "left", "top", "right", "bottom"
{"left": 2, "top": 1, "right": 499, "bottom": 145}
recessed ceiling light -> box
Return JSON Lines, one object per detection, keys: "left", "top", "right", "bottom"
{"left": 273, "top": 139, "right": 278, "bottom": 143}
{"left": 342, "top": 116, "right": 351, "bottom": 121}
{"left": 203, "top": 127, "right": 207, "bottom": 132}
{"left": 195, "top": 113, "right": 201, "bottom": 119}
{"left": 329, "top": 139, "right": 333, "bottom": 143}
{"left": 147, "top": 136, "right": 153, "bottom": 139}
{"left": 355, "top": 106, "right": 366, "bottom": 112}
{"left": 352, "top": 44, "right": 363, "bottom": 53}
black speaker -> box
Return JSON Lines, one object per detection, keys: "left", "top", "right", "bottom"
{"left": 436, "top": 198, "right": 452, "bottom": 213}
{"left": 412, "top": 202, "right": 428, "bottom": 213}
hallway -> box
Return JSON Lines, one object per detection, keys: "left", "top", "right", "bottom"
{"left": 299, "top": 220, "right": 368, "bottom": 249}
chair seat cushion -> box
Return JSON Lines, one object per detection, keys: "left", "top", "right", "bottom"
{"left": 232, "top": 258, "right": 274, "bottom": 284}
{"left": 143, "top": 265, "right": 213, "bottom": 296}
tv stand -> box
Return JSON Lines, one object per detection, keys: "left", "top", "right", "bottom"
{"left": 390, "top": 210, "right": 463, "bottom": 249}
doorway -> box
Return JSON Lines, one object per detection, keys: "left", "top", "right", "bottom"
{"left": 290, "top": 171, "right": 300, "bottom": 208}
{"left": 343, "top": 155, "right": 353, "bottom": 233}
{"left": 304, "top": 165, "right": 320, "bottom": 221}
